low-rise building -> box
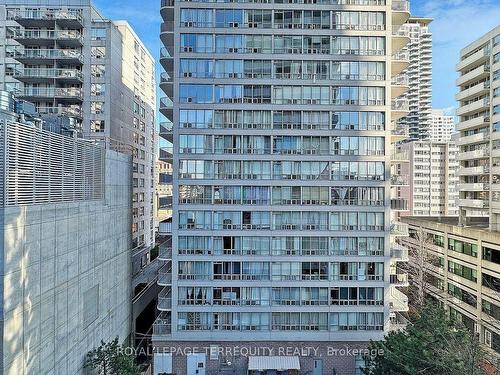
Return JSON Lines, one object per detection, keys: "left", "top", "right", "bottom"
{"left": 0, "top": 94, "right": 132, "bottom": 374}
{"left": 400, "top": 216, "right": 500, "bottom": 364}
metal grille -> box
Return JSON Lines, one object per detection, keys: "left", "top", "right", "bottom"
{"left": 1, "top": 119, "right": 104, "bottom": 206}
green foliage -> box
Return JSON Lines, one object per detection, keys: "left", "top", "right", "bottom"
{"left": 84, "top": 337, "right": 140, "bottom": 375}
{"left": 364, "top": 303, "right": 486, "bottom": 375}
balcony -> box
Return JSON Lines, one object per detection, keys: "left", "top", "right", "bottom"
{"left": 456, "top": 64, "right": 490, "bottom": 87}
{"left": 160, "top": 97, "right": 173, "bottom": 119}
{"left": 391, "top": 245, "right": 409, "bottom": 262}
{"left": 153, "top": 312, "right": 171, "bottom": 336}
{"left": 391, "top": 74, "right": 409, "bottom": 98}
{"left": 457, "top": 165, "right": 489, "bottom": 175}
{"left": 456, "top": 98, "right": 490, "bottom": 117}
{"left": 392, "top": 0, "right": 410, "bottom": 26}
{"left": 392, "top": 26, "right": 410, "bottom": 53}
{"left": 390, "top": 174, "right": 410, "bottom": 186}
{"left": 389, "top": 287, "right": 409, "bottom": 312}
{"left": 160, "top": 47, "right": 173, "bottom": 73}
{"left": 456, "top": 48, "right": 490, "bottom": 71}
{"left": 159, "top": 121, "right": 173, "bottom": 142}
{"left": 159, "top": 146, "right": 173, "bottom": 163}
{"left": 457, "top": 182, "right": 489, "bottom": 191}
{"left": 160, "top": 22, "right": 175, "bottom": 48}
{"left": 36, "top": 106, "right": 82, "bottom": 118}
{"left": 159, "top": 173, "right": 173, "bottom": 185}
{"left": 388, "top": 312, "right": 409, "bottom": 332}
{"left": 160, "top": 72, "right": 173, "bottom": 98}
{"left": 161, "top": 0, "right": 174, "bottom": 22}
{"left": 391, "top": 99, "right": 410, "bottom": 121}
{"left": 458, "top": 198, "right": 489, "bottom": 209}
{"left": 456, "top": 81, "right": 490, "bottom": 101}
{"left": 391, "top": 198, "right": 409, "bottom": 211}
{"left": 158, "top": 244, "right": 172, "bottom": 261}
{"left": 456, "top": 148, "right": 489, "bottom": 160}
{"left": 392, "top": 50, "right": 410, "bottom": 76}
{"left": 391, "top": 149, "right": 409, "bottom": 163}
{"left": 11, "top": 48, "right": 83, "bottom": 64}
{"left": 18, "top": 87, "right": 83, "bottom": 101}
{"left": 11, "top": 9, "right": 83, "bottom": 28}
{"left": 391, "top": 128, "right": 409, "bottom": 143}
{"left": 158, "top": 288, "right": 172, "bottom": 311}
{"left": 390, "top": 272, "right": 409, "bottom": 286}
{"left": 158, "top": 263, "right": 172, "bottom": 286}
{"left": 390, "top": 222, "right": 409, "bottom": 237}
{"left": 13, "top": 68, "right": 83, "bottom": 83}
{"left": 14, "top": 30, "right": 83, "bottom": 46}
{"left": 159, "top": 220, "right": 172, "bottom": 234}
{"left": 456, "top": 131, "right": 489, "bottom": 146}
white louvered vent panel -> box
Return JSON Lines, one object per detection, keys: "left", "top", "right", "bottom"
{"left": 1, "top": 119, "right": 104, "bottom": 206}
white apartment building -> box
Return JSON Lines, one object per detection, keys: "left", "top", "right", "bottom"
{"left": 0, "top": 1, "right": 157, "bottom": 250}
{"left": 397, "top": 16, "right": 432, "bottom": 141}
{"left": 0, "top": 95, "right": 132, "bottom": 375}
{"left": 399, "top": 141, "right": 459, "bottom": 216}
{"left": 456, "top": 26, "right": 500, "bottom": 230}
{"left": 154, "top": 0, "right": 413, "bottom": 373}
{"left": 429, "top": 108, "right": 455, "bottom": 142}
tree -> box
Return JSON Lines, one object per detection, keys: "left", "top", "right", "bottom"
{"left": 84, "top": 337, "right": 140, "bottom": 375}
{"left": 364, "top": 302, "right": 486, "bottom": 375}
{"left": 405, "top": 227, "right": 434, "bottom": 309}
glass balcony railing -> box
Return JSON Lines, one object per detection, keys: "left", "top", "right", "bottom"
{"left": 392, "top": 0, "right": 410, "bottom": 11}
{"left": 10, "top": 10, "right": 82, "bottom": 22}
{"left": 14, "top": 68, "right": 83, "bottom": 80}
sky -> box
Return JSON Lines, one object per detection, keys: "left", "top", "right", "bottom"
{"left": 94, "top": 0, "right": 500, "bottom": 115}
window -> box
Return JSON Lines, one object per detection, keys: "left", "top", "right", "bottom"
{"left": 90, "top": 120, "right": 105, "bottom": 132}
{"left": 91, "top": 64, "right": 105, "bottom": 78}
{"left": 447, "top": 260, "right": 477, "bottom": 282}
{"left": 91, "top": 102, "right": 104, "bottom": 114}
{"left": 448, "top": 238, "right": 477, "bottom": 257}
{"left": 91, "top": 46, "right": 106, "bottom": 59}
{"left": 483, "top": 246, "right": 500, "bottom": 265}
{"left": 180, "top": 84, "right": 213, "bottom": 103}
{"left": 91, "top": 27, "right": 107, "bottom": 40}
{"left": 91, "top": 83, "right": 105, "bottom": 96}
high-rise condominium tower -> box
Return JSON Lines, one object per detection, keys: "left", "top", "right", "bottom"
{"left": 399, "top": 141, "right": 459, "bottom": 216}
{"left": 0, "top": 1, "right": 157, "bottom": 250}
{"left": 456, "top": 26, "right": 500, "bottom": 230}
{"left": 429, "top": 109, "right": 455, "bottom": 142}
{"left": 397, "top": 16, "right": 432, "bottom": 141}
{"left": 155, "top": 0, "right": 412, "bottom": 373}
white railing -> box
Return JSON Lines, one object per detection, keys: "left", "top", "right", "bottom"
{"left": 1, "top": 120, "right": 104, "bottom": 206}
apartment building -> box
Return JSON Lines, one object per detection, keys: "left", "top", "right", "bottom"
{"left": 429, "top": 108, "right": 455, "bottom": 142}
{"left": 0, "top": 0, "right": 157, "bottom": 251}
{"left": 399, "top": 141, "right": 459, "bottom": 216}
{"left": 456, "top": 26, "right": 500, "bottom": 230}
{"left": 0, "top": 93, "right": 132, "bottom": 374}
{"left": 396, "top": 16, "right": 432, "bottom": 141}
{"left": 156, "top": 159, "right": 173, "bottom": 228}
{"left": 155, "top": 0, "right": 412, "bottom": 373}
{"left": 400, "top": 217, "right": 500, "bottom": 365}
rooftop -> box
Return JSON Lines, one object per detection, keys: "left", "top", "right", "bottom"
{"left": 400, "top": 216, "right": 500, "bottom": 241}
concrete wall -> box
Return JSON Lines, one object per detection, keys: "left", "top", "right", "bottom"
{"left": 0, "top": 150, "right": 132, "bottom": 375}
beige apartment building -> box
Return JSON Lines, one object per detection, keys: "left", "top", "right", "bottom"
{"left": 154, "top": 0, "right": 415, "bottom": 373}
